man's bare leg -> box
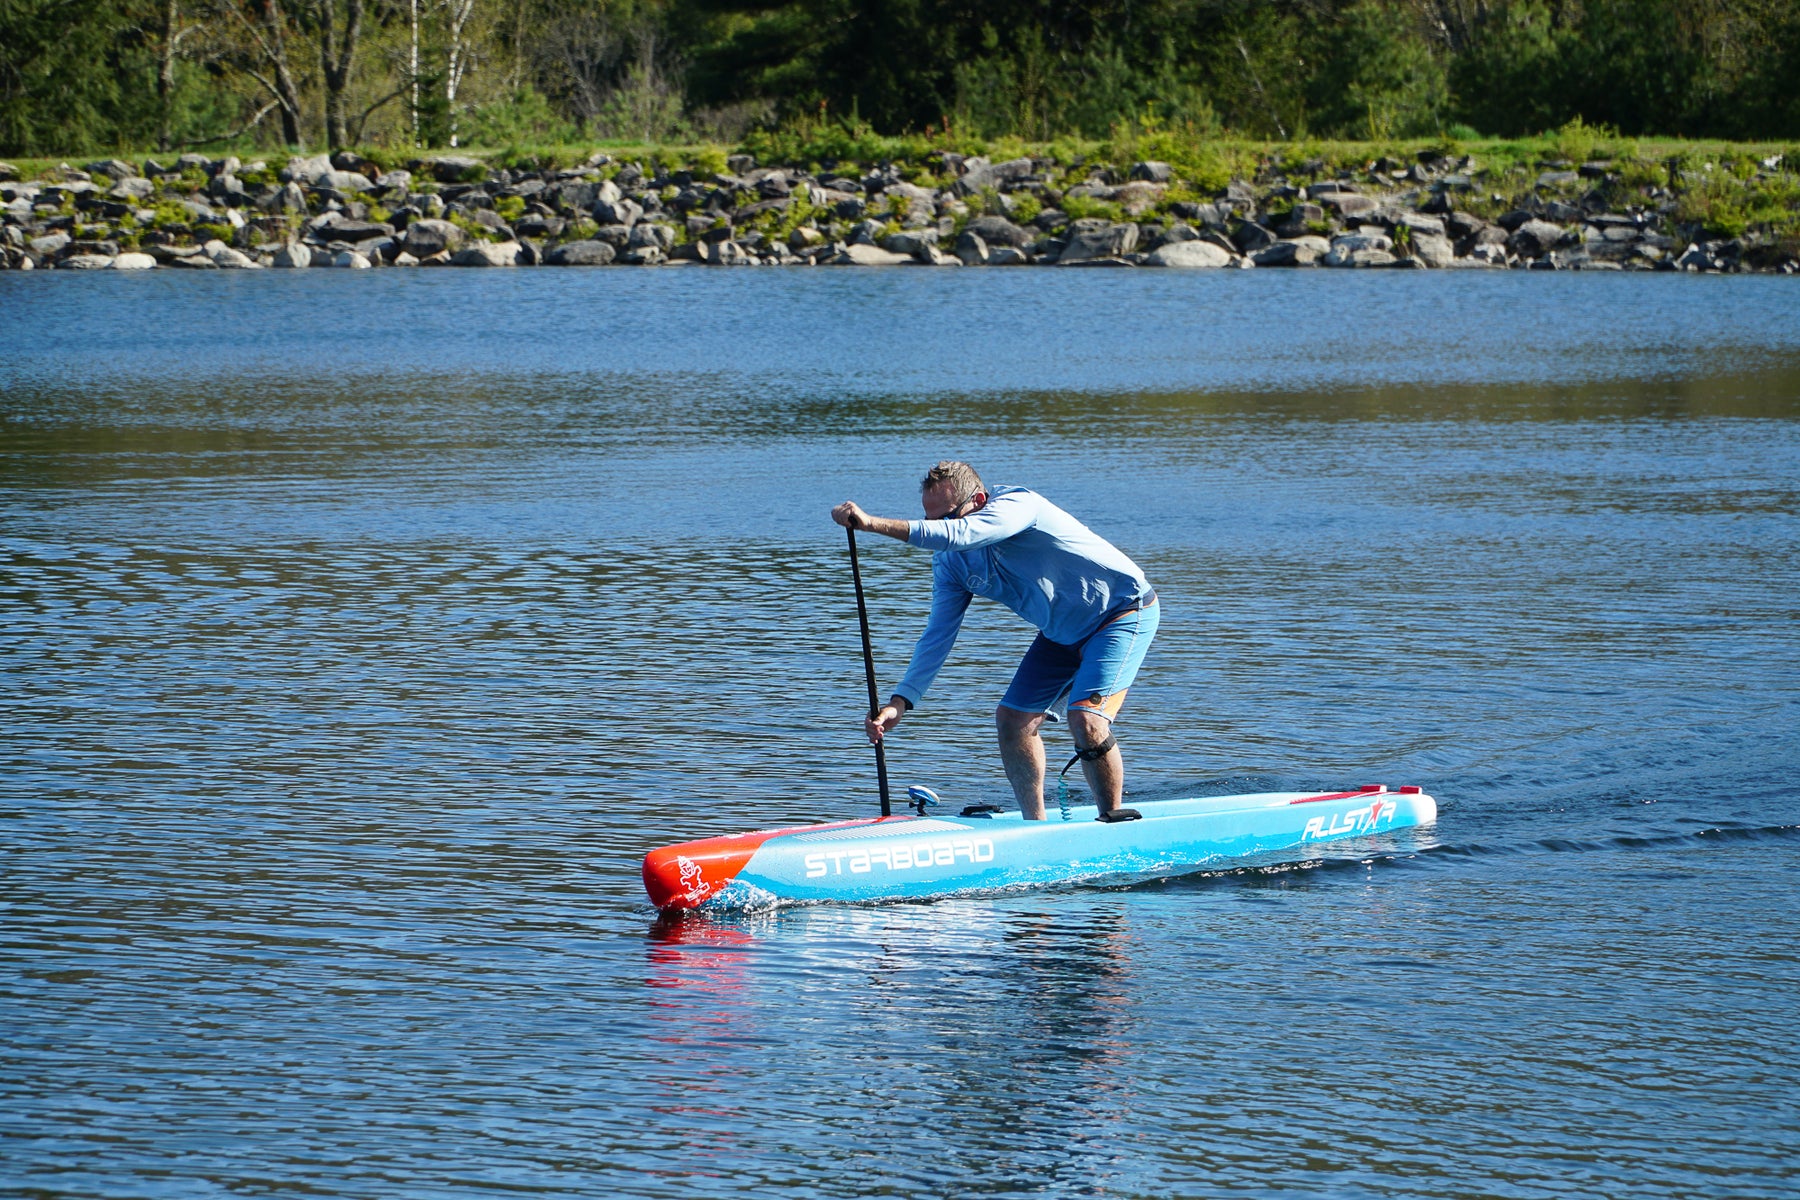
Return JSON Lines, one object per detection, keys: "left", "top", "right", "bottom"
{"left": 996, "top": 705, "right": 1049, "bottom": 820}
{"left": 1067, "top": 705, "right": 1124, "bottom": 816}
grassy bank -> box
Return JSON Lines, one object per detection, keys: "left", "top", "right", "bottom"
{"left": 7, "top": 126, "right": 1798, "bottom": 271}
{"left": 10, "top": 126, "right": 1797, "bottom": 243}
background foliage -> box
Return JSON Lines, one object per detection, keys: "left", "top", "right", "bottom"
{"left": 3, "top": 0, "right": 1798, "bottom": 155}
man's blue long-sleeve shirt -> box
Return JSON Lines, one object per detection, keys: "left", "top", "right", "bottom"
{"left": 892, "top": 486, "right": 1153, "bottom": 709}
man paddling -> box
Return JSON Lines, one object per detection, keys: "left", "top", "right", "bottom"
{"left": 832, "top": 461, "right": 1159, "bottom": 821}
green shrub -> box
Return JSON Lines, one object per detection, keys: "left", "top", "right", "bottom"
{"left": 1061, "top": 193, "right": 1123, "bottom": 222}
{"left": 466, "top": 88, "right": 579, "bottom": 149}
{"left": 686, "top": 146, "right": 729, "bottom": 176}
{"left": 1677, "top": 169, "right": 1800, "bottom": 238}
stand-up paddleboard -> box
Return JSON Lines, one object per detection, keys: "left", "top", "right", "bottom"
{"left": 643, "top": 784, "right": 1436, "bottom": 910}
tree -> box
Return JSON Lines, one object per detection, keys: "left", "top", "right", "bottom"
{"left": 317, "top": 0, "right": 367, "bottom": 148}
{"left": 1307, "top": 0, "right": 1448, "bottom": 137}
{"left": 216, "top": 0, "right": 308, "bottom": 144}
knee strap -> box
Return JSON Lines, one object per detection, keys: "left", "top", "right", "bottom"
{"left": 1058, "top": 731, "right": 1118, "bottom": 777}
{"left": 1075, "top": 732, "right": 1117, "bottom": 761}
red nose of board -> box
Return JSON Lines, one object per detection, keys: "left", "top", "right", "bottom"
{"left": 643, "top": 819, "right": 900, "bottom": 909}
{"left": 643, "top": 833, "right": 772, "bottom": 909}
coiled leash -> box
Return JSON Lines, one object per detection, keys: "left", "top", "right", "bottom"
{"left": 1055, "top": 731, "right": 1140, "bottom": 822}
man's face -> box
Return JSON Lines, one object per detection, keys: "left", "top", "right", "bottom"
{"left": 922, "top": 479, "right": 975, "bottom": 520}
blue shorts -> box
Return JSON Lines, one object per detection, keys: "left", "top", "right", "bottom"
{"left": 998, "top": 600, "right": 1160, "bottom": 720}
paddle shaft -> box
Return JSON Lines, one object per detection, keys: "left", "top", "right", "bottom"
{"left": 846, "top": 527, "right": 892, "bottom": 816}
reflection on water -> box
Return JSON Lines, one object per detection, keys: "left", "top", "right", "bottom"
{"left": 3, "top": 272, "right": 1798, "bottom": 1197}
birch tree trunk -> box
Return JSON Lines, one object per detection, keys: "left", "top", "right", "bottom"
{"left": 158, "top": 0, "right": 180, "bottom": 151}
{"left": 444, "top": 0, "right": 476, "bottom": 147}
{"left": 410, "top": 0, "right": 421, "bottom": 145}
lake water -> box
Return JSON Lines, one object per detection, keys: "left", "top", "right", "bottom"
{"left": 3, "top": 268, "right": 1798, "bottom": 1198}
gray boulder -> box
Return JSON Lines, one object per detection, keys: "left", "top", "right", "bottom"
{"left": 328, "top": 220, "right": 394, "bottom": 243}
{"left": 1324, "top": 247, "right": 1398, "bottom": 268}
{"left": 286, "top": 154, "right": 334, "bottom": 185}
{"left": 331, "top": 250, "right": 372, "bottom": 268}
{"left": 1253, "top": 236, "right": 1331, "bottom": 267}
{"left": 1319, "top": 192, "right": 1379, "bottom": 219}
{"left": 628, "top": 222, "right": 674, "bottom": 252}
{"left": 1445, "top": 211, "right": 1489, "bottom": 240}
{"left": 451, "top": 241, "right": 521, "bottom": 267}
{"left": 60, "top": 238, "right": 119, "bottom": 260}
{"left": 592, "top": 223, "right": 633, "bottom": 248}
{"left": 84, "top": 158, "right": 138, "bottom": 180}
{"left": 954, "top": 230, "right": 989, "bottom": 266}
{"left": 964, "top": 215, "right": 1031, "bottom": 248}
{"left": 951, "top": 156, "right": 1035, "bottom": 197}
{"left": 545, "top": 240, "right": 616, "bottom": 266}
{"left": 1130, "top": 161, "right": 1173, "bottom": 183}
{"left": 400, "top": 218, "right": 465, "bottom": 258}
{"left": 57, "top": 254, "right": 115, "bottom": 269}
{"left": 1394, "top": 212, "right": 1446, "bottom": 238}
{"left": 988, "top": 246, "right": 1032, "bottom": 266}
{"left": 317, "top": 170, "right": 373, "bottom": 194}
{"left": 272, "top": 242, "right": 312, "bottom": 268}
{"left": 1507, "top": 219, "right": 1568, "bottom": 259}
{"left": 836, "top": 243, "right": 910, "bottom": 266}
{"left": 1059, "top": 222, "right": 1139, "bottom": 264}
{"left": 1409, "top": 233, "right": 1455, "bottom": 268}
{"left": 593, "top": 197, "right": 642, "bottom": 227}
{"left": 514, "top": 215, "right": 565, "bottom": 240}
{"left": 1274, "top": 203, "right": 1326, "bottom": 236}
{"left": 430, "top": 155, "right": 485, "bottom": 183}
{"left": 204, "top": 239, "right": 260, "bottom": 268}
{"left": 111, "top": 252, "right": 157, "bottom": 270}
{"left": 1330, "top": 232, "right": 1392, "bottom": 254}
{"left": 1145, "top": 240, "right": 1231, "bottom": 268}
{"left": 1231, "top": 222, "right": 1277, "bottom": 252}
{"left": 698, "top": 239, "right": 752, "bottom": 265}
{"left": 882, "top": 230, "right": 938, "bottom": 256}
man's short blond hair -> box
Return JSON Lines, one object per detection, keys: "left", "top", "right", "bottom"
{"left": 920, "top": 461, "right": 984, "bottom": 503}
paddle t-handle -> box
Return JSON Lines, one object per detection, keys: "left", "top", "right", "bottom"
{"left": 847, "top": 526, "right": 893, "bottom": 817}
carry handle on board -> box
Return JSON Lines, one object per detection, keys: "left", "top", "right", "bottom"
{"left": 847, "top": 527, "right": 892, "bottom": 817}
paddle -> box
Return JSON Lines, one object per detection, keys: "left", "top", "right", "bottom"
{"left": 846, "top": 526, "right": 893, "bottom": 817}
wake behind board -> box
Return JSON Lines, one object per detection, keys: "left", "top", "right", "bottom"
{"left": 644, "top": 784, "right": 1436, "bottom": 910}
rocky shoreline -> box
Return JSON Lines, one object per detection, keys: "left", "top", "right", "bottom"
{"left": 2, "top": 148, "right": 1795, "bottom": 274}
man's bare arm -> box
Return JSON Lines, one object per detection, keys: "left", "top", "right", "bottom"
{"left": 831, "top": 501, "right": 911, "bottom": 542}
